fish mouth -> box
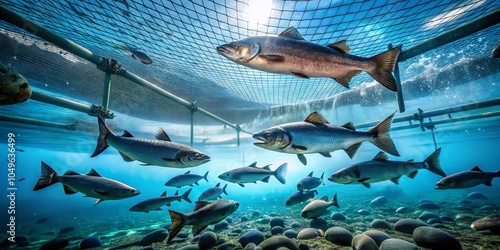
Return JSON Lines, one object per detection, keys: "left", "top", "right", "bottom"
{"left": 216, "top": 45, "right": 232, "bottom": 55}
{"left": 252, "top": 134, "right": 268, "bottom": 146}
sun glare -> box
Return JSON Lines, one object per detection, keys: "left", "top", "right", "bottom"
{"left": 245, "top": 0, "right": 273, "bottom": 27}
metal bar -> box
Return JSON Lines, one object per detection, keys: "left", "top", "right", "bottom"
{"left": 0, "top": 115, "right": 77, "bottom": 130}
{"left": 389, "top": 44, "right": 405, "bottom": 113}
{"left": 30, "top": 91, "right": 92, "bottom": 114}
{"left": 102, "top": 72, "right": 112, "bottom": 109}
{"left": 190, "top": 109, "right": 194, "bottom": 147}
{"left": 399, "top": 9, "right": 500, "bottom": 62}
{"left": 0, "top": 4, "right": 104, "bottom": 65}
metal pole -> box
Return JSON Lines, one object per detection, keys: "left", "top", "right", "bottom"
{"left": 389, "top": 44, "right": 405, "bottom": 113}
{"left": 30, "top": 91, "right": 92, "bottom": 114}
{"left": 190, "top": 108, "right": 194, "bottom": 147}
{"left": 102, "top": 72, "right": 112, "bottom": 110}
{"left": 236, "top": 124, "right": 241, "bottom": 146}
{"left": 0, "top": 115, "right": 77, "bottom": 130}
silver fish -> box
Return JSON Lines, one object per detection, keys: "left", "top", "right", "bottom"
{"left": 91, "top": 116, "right": 210, "bottom": 168}
{"left": 33, "top": 162, "right": 139, "bottom": 206}
{"left": 435, "top": 166, "right": 500, "bottom": 190}
{"left": 218, "top": 162, "right": 287, "bottom": 187}
{"left": 301, "top": 194, "right": 339, "bottom": 219}
{"left": 165, "top": 170, "right": 209, "bottom": 188}
{"left": 198, "top": 183, "right": 228, "bottom": 201}
{"left": 329, "top": 148, "right": 445, "bottom": 188}
{"left": 217, "top": 27, "right": 401, "bottom": 91}
{"left": 0, "top": 63, "right": 31, "bottom": 105}
{"left": 167, "top": 199, "right": 239, "bottom": 243}
{"left": 286, "top": 189, "right": 318, "bottom": 206}
{"left": 129, "top": 189, "right": 192, "bottom": 213}
{"left": 125, "top": 45, "right": 153, "bottom": 64}
{"left": 297, "top": 172, "right": 324, "bottom": 191}
{"left": 253, "top": 112, "right": 400, "bottom": 165}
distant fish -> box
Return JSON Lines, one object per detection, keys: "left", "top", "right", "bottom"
{"left": 218, "top": 162, "right": 287, "bottom": 187}
{"left": 17, "top": 177, "right": 25, "bottom": 182}
{"left": 58, "top": 226, "right": 74, "bottom": 235}
{"left": 198, "top": 183, "right": 228, "bottom": 201}
{"left": 435, "top": 166, "right": 500, "bottom": 190}
{"left": 217, "top": 27, "right": 401, "bottom": 91}
{"left": 297, "top": 172, "right": 324, "bottom": 191}
{"left": 33, "top": 161, "right": 140, "bottom": 206}
{"left": 91, "top": 116, "right": 210, "bottom": 168}
{"left": 301, "top": 194, "right": 339, "bottom": 219}
{"left": 328, "top": 148, "right": 445, "bottom": 188}
{"left": 167, "top": 199, "right": 239, "bottom": 243}
{"left": 108, "top": 229, "right": 169, "bottom": 250}
{"left": 165, "top": 171, "right": 209, "bottom": 188}
{"left": 492, "top": 44, "right": 500, "bottom": 58}
{"left": 35, "top": 218, "right": 48, "bottom": 224}
{"left": 253, "top": 112, "right": 400, "bottom": 165}
{"left": 0, "top": 62, "right": 31, "bottom": 105}
{"left": 129, "top": 189, "right": 192, "bottom": 213}
{"left": 17, "top": 149, "right": 24, "bottom": 152}
{"left": 125, "top": 45, "right": 153, "bottom": 64}
{"left": 286, "top": 189, "right": 318, "bottom": 206}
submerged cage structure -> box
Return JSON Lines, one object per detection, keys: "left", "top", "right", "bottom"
{"left": 0, "top": 0, "right": 499, "bottom": 149}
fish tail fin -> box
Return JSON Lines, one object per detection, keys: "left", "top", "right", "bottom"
{"left": 423, "top": 147, "right": 446, "bottom": 177}
{"left": 368, "top": 112, "right": 400, "bottom": 157}
{"left": 91, "top": 116, "right": 112, "bottom": 157}
{"left": 331, "top": 193, "right": 339, "bottom": 208}
{"left": 367, "top": 45, "right": 401, "bottom": 91}
{"left": 222, "top": 184, "right": 228, "bottom": 195}
{"left": 203, "top": 171, "right": 209, "bottom": 182}
{"left": 274, "top": 163, "right": 288, "bottom": 184}
{"left": 181, "top": 188, "right": 192, "bottom": 203}
{"left": 167, "top": 210, "right": 188, "bottom": 243}
{"left": 33, "top": 161, "right": 60, "bottom": 191}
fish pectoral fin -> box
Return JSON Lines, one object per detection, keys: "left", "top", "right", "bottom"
{"left": 358, "top": 178, "right": 371, "bottom": 183}
{"left": 192, "top": 225, "right": 208, "bottom": 236}
{"left": 238, "top": 183, "right": 245, "bottom": 187}
{"left": 162, "top": 158, "right": 177, "bottom": 162}
{"left": 166, "top": 203, "right": 171, "bottom": 207}
{"left": 361, "top": 183, "right": 371, "bottom": 188}
{"left": 327, "top": 40, "right": 350, "bottom": 53}
{"left": 291, "top": 72, "right": 310, "bottom": 78}
{"left": 391, "top": 176, "right": 401, "bottom": 185}
{"left": 94, "top": 190, "right": 110, "bottom": 196}
{"left": 292, "top": 145, "right": 307, "bottom": 151}
{"left": 118, "top": 151, "right": 134, "bottom": 162}
{"left": 344, "top": 143, "right": 362, "bottom": 159}
{"left": 484, "top": 179, "right": 493, "bottom": 186}
{"left": 297, "top": 154, "right": 307, "bottom": 165}
{"left": 259, "top": 54, "right": 285, "bottom": 62}
{"left": 334, "top": 70, "right": 362, "bottom": 89}
{"left": 155, "top": 208, "right": 162, "bottom": 210}
{"left": 63, "top": 185, "right": 77, "bottom": 195}
{"left": 94, "top": 199, "right": 104, "bottom": 206}
{"left": 261, "top": 176, "right": 271, "bottom": 183}
{"left": 407, "top": 171, "right": 418, "bottom": 179}
{"left": 319, "top": 152, "right": 332, "bottom": 158}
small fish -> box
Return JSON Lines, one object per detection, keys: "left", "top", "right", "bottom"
{"left": 35, "top": 218, "right": 48, "bottom": 224}
{"left": 285, "top": 189, "right": 318, "bottom": 206}
{"left": 253, "top": 112, "right": 400, "bottom": 165}
{"left": 125, "top": 45, "right": 153, "bottom": 64}
{"left": 0, "top": 62, "right": 31, "bottom": 105}
{"left": 217, "top": 27, "right": 401, "bottom": 91}
{"left": 129, "top": 189, "right": 192, "bottom": 213}
{"left": 297, "top": 172, "right": 324, "bottom": 191}
{"left": 167, "top": 199, "right": 239, "bottom": 243}
{"left": 91, "top": 116, "right": 210, "bottom": 168}
{"left": 218, "top": 162, "right": 287, "bottom": 187}
{"left": 328, "top": 148, "right": 445, "bottom": 188}
{"left": 198, "top": 183, "right": 228, "bottom": 201}
{"left": 17, "top": 177, "right": 25, "bottom": 182}
{"left": 301, "top": 194, "right": 339, "bottom": 219}
{"left": 492, "top": 44, "right": 500, "bottom": 58}
{"left": 165, "top": 171, "right": 209, "bottom": 188}
{"left": 17, "top": 149, "right": 24, "bottom": 152}
{"left": 33, "top": 161, "right": 140, "bottom": 206}
{"left": 435, "top": 166, "right": 500, "bottom": 190}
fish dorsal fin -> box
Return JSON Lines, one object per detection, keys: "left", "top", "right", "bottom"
{"left": 248, "top": 162, "right": 258, "bottom": 168}
{"left": 305, "top": 112, "right": 329, "bottom": 124}
{"left": 341, "top": 122, "right": 355, "bottom": 130}
{"left": 278, "top": 27, "right": 305, "bottom": 40}
{"left": 184, "top": 170, "right": 191, "bottom": 174}
{"left": 318, "top": 195, "right": 328, "bottom": 201}
{"left": 122, "top": 130, "right": 134, "bottom": 137}
{"left": 155, "top": 128, "right": 171, "bottom": 141}
{"left": 86, "top": 169, "right": 102, "bottom": 177}
{"left": 471, "top": 166, "right": 483, "bottom": 172}
{"left": 215, "top": 183, "right": 220, "bottom": 187}
{"left": 194, "top": 201, "right": 211, "bottom": 211}
{"left": 373, "top": 152, "right": 389, "bottom": 161}
{"left": 327, "top": 40, "right": 350, "bottom": 53}
{"left": 307, "top": 172, "right": 313, "bottom": 177}
{"left": 63, "top": 170, "right": 80, "bottom": 175}
{"left": 262, "top": 164, "right": 271, "bottom": 171}
{"left": 160, "top": 191, "right": 167, "bottom": 197}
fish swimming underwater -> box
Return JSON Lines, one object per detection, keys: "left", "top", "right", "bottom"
{"left": 301, "top": 194, "right": 339, "bottom": 219}
{"left": 328, "top": 148, "right": 445, "bottom": 188}
{"left": 253, "top": 112, "right": 400, "bottom": 165}
{"left": 0, "top": 63, "right": 31, "bottom": 105}
{"left": 33, "top": 162, "right": 140, "bottom": 205}
{"left": 125, "top": 45, "right": 153, "bottom": 64}
{"left": 167, "top": 199, "right": 239, "bottom": 243}
{"left": 218, "top": 162, "right": 287, "bottom": 187}
{"left": 297, "top": 172, "right": 324, "bottom": 191}
{"left": 286, "top": 189, "right": 318, "bottom": 206}
{"left": 165, "top": 170, "right": 209, "bottom": 188}
{"left": 217, "top": 27, "right": 401, "bottom": 91}
{"left": 91, "top": 116, "right": 210, "bottom": 168}
{"left": 129, "top": 189, "right": 192, "bottom": 213}
{"left": 435, "top": 166, "right": 500, "bottom": 190}
{"left": 198, "top": 183, "right": 228, "bottom": 201}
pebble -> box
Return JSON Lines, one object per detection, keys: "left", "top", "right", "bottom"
{"left": 219, "top": 242, "right": 236, "bottom": 250}
{"left": 285, "top": 229, "right": 298, "bottom": 239}
{"left": 419, "top": 211, "right": 440, "bottom": 220}
{"left": 394, "top": 218, "right": 427, "bottom": 234}
{"left": 331, "top": 212, "right": 347, "bottom": 221}
{"left": 351, "top": 234, "right": 378, "bottom": 250}
{"left": 257, "top": 218, "right": 270, "bottom": 224}
{"left": 309, "top": 218, "right": 328, "bottom": 231}
{"left": 80, "top": 236, "right": 102, "bottom": 249}
{"left": 39, "top": 238, "right": 69, "bottom": 250}
{"left": 297, "top": 228, "right": 323, "bottom": 240}
{"left": 386, "top": 217, "right": 402, "bottom": 223}
{"left": 243, "top": 243, "right": 262, "bottom": 250}
{"left": 363, "top": 229, "right": 390, "bottom": 246}
{"left": 440, "top": 216, "right": 454, "bottom": 222}
{"left": 298, "top": 243, "right": 310, "bottom": 250}
{"left": 258, "top": 236, "right": 299, "bottom": 250}
{"left": 419, "top": 202, "right": 440, "bottom": 210}
{"left": 471, "top": 214, "right": 500, "bottom": 233}
{"left": 252, "top": 211, "right": 260, "bottom": 217}
{"left": 379, "top": 238, "right": 418, "bottom": 250}
{"left": 177, "top": 231, "right": 190, "bottom": 238}
{"left": 324, "top": 227, "right": 352, "bottom": 246}
{"left": 241, "top": 216, "right": 249, "bottom": 222}
{"left": 358, "top": 209, "right": 371, "bottom": 215}
{"left": 214, "top": 220, "right": 229, "bottom": 232}
{"left": 427, "top": 218, "right": 442, "bottom": 224}
{"left": 270, "top": 217, "right": 285, "bottom": 228}
{"left": 177, "top": 244, "right": 201, "bottom": 250}
{"left": 270, "top": 226, "right": 284, "bottom": 235}
{"left": 412, "top": 226, "right": 462, "bottom": 250}
{"left": 396, "top": 206, "right": 409, "bottom": 213}
{"left": 370, "top": 219, "right": 392, "bottom": 230}
{"left": 291, "top": 222, "right": 302, "bottom": 228}
{"left": 198, "top": 231, "right": 217, "bottom": 249}
{"left": 432, "top": 223, "right": 446, "bottom": 228}
{"left": 466, "top": 192, "right": 488, "bottom": 200}
{"left": 370, "top": 196, "right": 388, "bottom": 207}
{"left": 239, "top": 230, "right": 265, "bottom": 247}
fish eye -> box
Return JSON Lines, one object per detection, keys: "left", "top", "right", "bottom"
{"left": 233, "top": 44, "right": 240, "bottom": 49}
{"left": 10, "top": 74, "right": 18, "bottom": 81}
{"left": 225, "top": 173, "right": 230, "bottom": 177}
